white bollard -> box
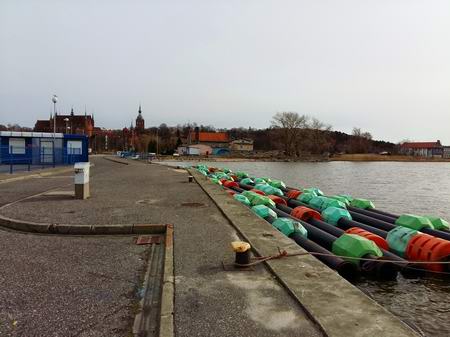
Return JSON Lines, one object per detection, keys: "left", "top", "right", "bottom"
{"left": 74, "top": 162, "right": 90, "bottom": 199}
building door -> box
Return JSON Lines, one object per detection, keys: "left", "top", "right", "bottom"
{"left": 40, "top": 140, "right": 54, "bottom": 163}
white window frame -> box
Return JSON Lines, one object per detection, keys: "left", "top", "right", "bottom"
{"left": 9, "top": 138, "right": 26, "bottom": 154}
{"left": 67, "top": 140, "right": 83, "bottom": 155}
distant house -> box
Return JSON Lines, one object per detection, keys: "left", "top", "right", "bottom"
{"left": 230, "top": 139, "right": 254, "bottom": 152}
{"left": 190, "top": 129, "right": 229, "bottom": 146}
{"left": 443, "top": 146, "right": 450, "bottom": 159}
{"left": 186, "top": 128, "right": 230, "bottom": 155}
{"left": 177, "top": 144, "right": 213, "bottom": 156}
{"left": 400, "top": 141, "right": 443, "bottom": 157}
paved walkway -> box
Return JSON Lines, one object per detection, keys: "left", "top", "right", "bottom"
{"left": 0, "top": 231, "right": 147, "bottom": 337}
{"left": 0, "top": 157, "right": 322, "bottom": 337}
{"left": 0, "top": 165, "right": 73, "bottom": 183}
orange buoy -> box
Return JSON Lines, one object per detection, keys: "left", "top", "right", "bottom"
{"left": 405, "top": 234, "right": 450, "bottom": 272}
{"left": 268, "top": 195, "right": 287, "bottom": 206}
{"left": 345, "top": 227, "right": 389, "bottom": 250}
{"left": 290, "top": 206, "right": 321, "bottom": 221}
{"left": 230, "top": 175, "right": 238, "bottom": 181}
{"left": 286, "top": 190, "right": 302, "bottom": 199}
{"left": 250, "top": 189, "right": 266, "bottom": 196}
{"left": 223, "top": 180, "right": 239, "bottom": 188}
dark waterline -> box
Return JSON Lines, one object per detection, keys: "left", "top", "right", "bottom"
{"left": 164, "top": 160, "right": 450, "bottom": 337}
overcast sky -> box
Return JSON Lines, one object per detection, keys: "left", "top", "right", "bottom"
{"left": 1, "top": 0, "right": 449, "bottom": 143}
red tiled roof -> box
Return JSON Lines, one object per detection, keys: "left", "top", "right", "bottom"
{"left": 401, "top": 142, "right": 441, "bottom": 149}
{"left": 194, "top": 132, "right": 229, "bottom": 143}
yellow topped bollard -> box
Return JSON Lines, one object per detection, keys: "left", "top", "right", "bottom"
{"left": 231, "top": 241, "right": 251, "bottom": 267}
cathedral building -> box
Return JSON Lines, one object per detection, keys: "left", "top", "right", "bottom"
{"left": 122, "top": 105, "right": 146, "bottom": 151}
{"left": 135, "top": 105, "right": 145, "bottom": 132}
{"left": 34, "top": 108, "right": 94, "bottom": 137}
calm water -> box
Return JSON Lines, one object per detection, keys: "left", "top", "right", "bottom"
{"left": 163, "top": 160, "right": 450, "bottom": 336}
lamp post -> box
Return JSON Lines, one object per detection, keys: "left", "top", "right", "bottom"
{"left": 51, "top": 95, "right": 58, "bottom": 167}
{"left": 52, "top": 95, "right": 58, "bottom": 135}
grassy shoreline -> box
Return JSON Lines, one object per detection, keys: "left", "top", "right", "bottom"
{"left": 157, "top": 154, "right": 450, "bottom": 163}
{"left": 330, "top": 154, "right": 450, "bottom": 162}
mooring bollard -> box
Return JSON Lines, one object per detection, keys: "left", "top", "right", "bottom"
{"left": 231, "top": 241, "right": 251, "bottom": 267}
{"left": 188, "top": 175, "right": 193, "bottom": 183}
{"left": 74, "top": 162, "right": 90, "bottom": 199}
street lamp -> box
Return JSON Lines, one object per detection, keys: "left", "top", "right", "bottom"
{"left": 52, "top": 95, "right": 58, "bottom": 135}
{"left": 51, "top": 95, "right": 58, "bottom": 167}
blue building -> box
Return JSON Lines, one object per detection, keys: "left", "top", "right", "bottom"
{"left": 0, "top": 131, "right": 89, "bottom": 165}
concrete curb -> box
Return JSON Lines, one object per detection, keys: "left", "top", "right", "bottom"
{"left": 0, "top": 213, "right": 167, "bottom": 235}
{"left": 0, "top": 166, "right": 74, "bottom": 185}
{"left": 103, "top": 156, "right": 129, "bottom": 165}
{"left": 189, "top": 169, "right": 418, "bottom": 337}
{"left": 159, "top": 224, "right": 174, "bottom": 337}
{"left": 132, "top": 224, "right": 174, "bottom": 337}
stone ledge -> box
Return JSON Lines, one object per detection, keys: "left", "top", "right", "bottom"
{"left": 103, "top": 156, "right": 129, "bottom": 165}
{"left": 0, "top": 213, "right": 167, "bottom": 236}
{"left": 189, "top": 168, "right": 418, "bottom": 337}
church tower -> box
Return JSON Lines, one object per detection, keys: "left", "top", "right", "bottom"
{"left": 135, "top": 104, "right": 145, "bottom": 132}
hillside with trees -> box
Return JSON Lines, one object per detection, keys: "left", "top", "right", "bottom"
{"left": 227, "top": 112, "right": 396, "bottom": 157}
{"left": 3, "top": 113, "right": 396, "bottom": 156}
{"left": 86, "top": 113, "right": 398, "bottom": 156}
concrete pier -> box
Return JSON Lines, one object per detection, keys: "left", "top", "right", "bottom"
{"left": 0, "top": 156, "right": 418, "bottom": 337}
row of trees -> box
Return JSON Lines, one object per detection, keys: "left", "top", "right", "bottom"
{"left": 270, "top": 112, "right": 332, "bottom": 156}
{"left": 1, "top": 116, "right": 394, "bottom": 156}
{"left": 269, "top": 112, "right": 398, "bottom": 156}
{"left": 224, "top": 112, "right": 385, "bottom": 156}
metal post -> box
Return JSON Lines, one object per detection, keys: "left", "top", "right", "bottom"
{"left": 53, "top": 99, "right": 56, "bottom": 167}
{"left": 9, "top": 146, "right": 12, "bottom": 174}
{"left": 53, "top": 101, "right": 56, "bottom": 137}
{"left": 156, "top": 128, "right": 159, "bottom": 156}
{"left": 25, "top": 144, "right": 33, "bottom": 171}
{"left": 51, "top": 95, "right": 58, "bottom": 167}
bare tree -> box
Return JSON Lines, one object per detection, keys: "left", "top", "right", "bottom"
{"left": 349, "top": 127, "right": 373, "bottom": 153}
{"left": 271, "top": 112, "right": 308, "bottom": 156}
{"left": 305, "top": 117, "right": 333, "bottom": 154}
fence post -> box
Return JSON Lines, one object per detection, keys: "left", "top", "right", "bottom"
{"left": 28, "top": 144, "right": 31, "bottom": 171}
{"left": 9, "top": 146, "right": 12, "bottom": 174}
{"left": 52, "top": 140, "right": 56, "bottom": 168}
